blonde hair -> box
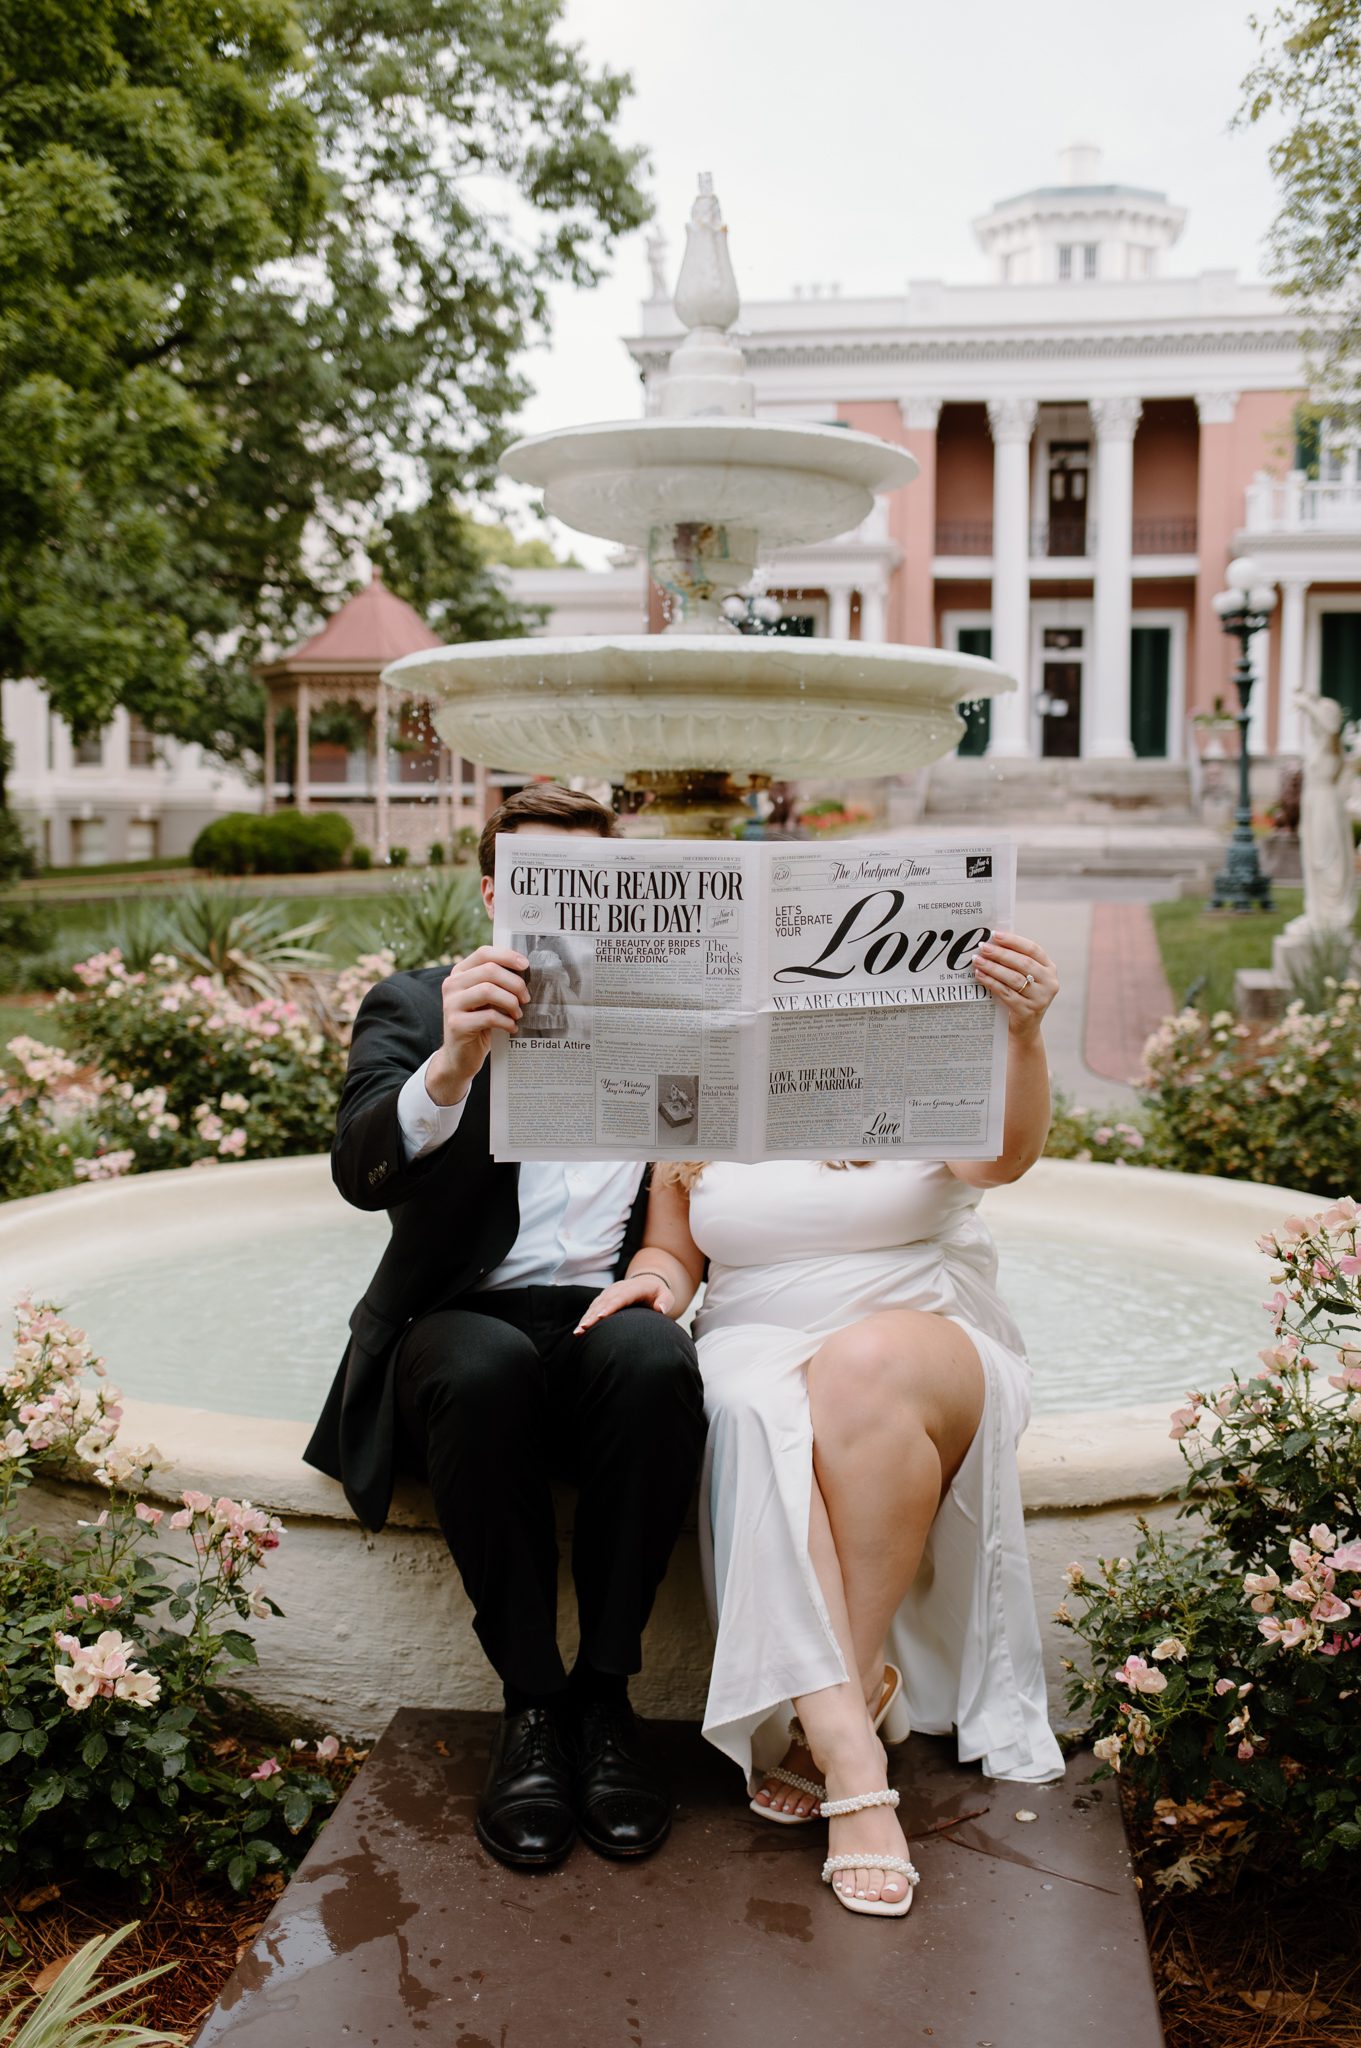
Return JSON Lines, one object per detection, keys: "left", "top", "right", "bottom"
{"left": 655, "top": 1160, "right": 874, "bottom": 1190}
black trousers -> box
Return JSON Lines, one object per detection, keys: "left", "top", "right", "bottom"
{"left": 392, "top": 1286, "right": 705, "bottom": 1697}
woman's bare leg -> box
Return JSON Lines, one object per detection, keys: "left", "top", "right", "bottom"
{"left": 752, "top": 1311, "right": 985, "bottom": 1902}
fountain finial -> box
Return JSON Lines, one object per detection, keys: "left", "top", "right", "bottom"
{"left": 656, "top": 174, "right": 753, "bottom": 420}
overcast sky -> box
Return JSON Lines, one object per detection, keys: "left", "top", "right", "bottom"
{"left": 512, "top": 0, "right": 1282, "bottom": 427}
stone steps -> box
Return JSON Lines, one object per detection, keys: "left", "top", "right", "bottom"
{"left": 925, "top": 757, "right": 1198, "bottom": 827}
{"left": 192, "top": 1708, "right": 1164, "bottom": 2048}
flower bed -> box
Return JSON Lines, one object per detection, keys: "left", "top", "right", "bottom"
{"left": 0, "top": 1298, "right": 354, "bottom": 1900}
{"left": 1060, "top": 1195, "right": 1361, "bottom": 1882}
{"left": 1047, "top": 982, "right": 1361, "bottom": 1195}
{"left": 0, "top": 949, "right": 393, "bottom": 1199}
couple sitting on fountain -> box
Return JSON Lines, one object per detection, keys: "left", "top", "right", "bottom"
{"left": 306, "top": 783, "right": 1064, "bottom": 1923}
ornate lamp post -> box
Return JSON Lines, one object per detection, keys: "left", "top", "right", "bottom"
{"left": 1209, "top": 555, "right": 1277, "bottom": 912}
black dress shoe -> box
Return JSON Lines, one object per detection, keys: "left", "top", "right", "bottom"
{"left": 570, "top": 1698, "right": 672, "bottom": 1860}
{"left": 475, "top": 1705, "right": 576, "bottom": 1870}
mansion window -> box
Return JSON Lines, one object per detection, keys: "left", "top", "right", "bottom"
{"left": 128, "top": 715, "right": 156, "bottom": 768}
{"left": 1057, "top": 244, "right": 1072, "bottom": 280}
{"left": 1082, "top": 243, "right": 1098, "bottom": 279}
{"left": 74, "top": 729, "right": 105, "bottom": 766}
{"left": 1057, "top": 243, "right": 1098, "bottom": 282}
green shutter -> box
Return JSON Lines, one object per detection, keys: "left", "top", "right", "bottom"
{"left": 956, "top": 627, "right": 992, "bottom": 756}
{"left": 1130, "top": 626, "right": 1170, "bottom": 758}
{"left": 1321, "top": 613, "right": 1361, "bottom": 723}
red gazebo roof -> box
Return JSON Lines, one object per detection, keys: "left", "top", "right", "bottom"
{"left": 268, "top": 575, "right": 443, "bottom": 673}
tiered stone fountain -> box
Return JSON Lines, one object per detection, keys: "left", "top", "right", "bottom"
{"left": 384, "top": 175, "right": 1015, "bottom": 831}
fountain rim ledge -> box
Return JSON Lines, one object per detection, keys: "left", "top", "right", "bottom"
{"left": 501, "top": 415, "right": 921, "bottom": 495}
{"left": 381, "top": 633, "right": 1017, "bottom": 702}
{"left": 1, "top": 1154, "right": 1322, "bottom": 1524}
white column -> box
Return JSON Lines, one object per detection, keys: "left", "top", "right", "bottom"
{"left": 860, "top": 580, "right": 887, "bottom": 643}
{"left": 295, "top": 678, "right": 311, "bottom": 811}
{"left": 827, "top": 585, "right": 852, "bottom": 642}
{"left": 374, "top": 677, "right": 391, "bottom": 863}
{"left": 262, "top": 687, "right": 276, "bottom": 814}
{"left": 1089, "top": 396, "right": 1142, "bottom": 757}
{"left": 1276, "top": 576, "right": 1309, "bottom": 754}
{"left": 985, "top": 398, "right": 1037, "bottom": 756}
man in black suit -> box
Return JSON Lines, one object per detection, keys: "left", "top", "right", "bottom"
{"left": 305, "top": 784, "right": 706, "bottom": 1870}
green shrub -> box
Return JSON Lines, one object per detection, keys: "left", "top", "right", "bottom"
{"left": 1141, "top": 993, "right": 1361, "bottom": 1193}
{"left": 1044, "top": 1091, "right": 1151, "bottom": 1166}
{"left": 427, "top": 840, "right": 446, "bottom": 866}
{"left": 0, "top": 1301, "right": 346, "bottom": 1898}
{"left": 387, "top": 844, "right": 409, "bottom": 868}
{"left": 350, "top": 844, "right": 373, "bottom": 870}
{"left": 191, "top": 811, "right": 352, "bottom": 876}
{"left": 1059, "top": 1195, "right": 1361, "bottom": 1882}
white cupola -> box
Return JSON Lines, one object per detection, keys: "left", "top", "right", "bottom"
{"left": 972, "top": 145, "right": 1186, "bottom": 285}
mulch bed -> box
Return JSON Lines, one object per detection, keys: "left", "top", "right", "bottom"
{"left": 1, "top": 1853, "right": 282, "bottom": 2040}
{"left": 1125, "top": 1800, "right": 1361, "bottom": 2048}
{"left": 4, "top": 1797, "right": 1359, "bottom": 2045}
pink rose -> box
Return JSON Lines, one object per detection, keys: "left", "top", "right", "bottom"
{"left": 250, "top": 1756, "right": 281, "bottom": 1781}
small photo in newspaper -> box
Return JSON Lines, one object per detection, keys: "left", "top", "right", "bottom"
{"left": 656, "top": 1074, "right": 700, "bottom": 1145}
{"left": 511, "top": 932, "right": 593, "bottom": 1042}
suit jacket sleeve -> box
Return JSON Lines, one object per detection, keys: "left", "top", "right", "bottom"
{"left": 332, "top": 974, "right": 460, "bottom": 1211}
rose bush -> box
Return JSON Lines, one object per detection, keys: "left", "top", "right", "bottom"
{"left": 0, "top": 1298, "right": 348, "bottom": 1896}
{"left": 1059, "top": 1196, "right": 1361, "bottom": 1883}
{"left": 1137, "top": 988, "right": 1361, "bottom": 1192}
{"left": 0, "top": 948, "right": 394, "bottom": 1199}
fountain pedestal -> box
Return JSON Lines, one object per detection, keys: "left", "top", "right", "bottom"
{"left": 383, "top": 176, "right": 1016, "bottom": 830}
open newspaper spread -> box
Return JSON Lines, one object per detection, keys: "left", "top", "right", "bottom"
{"left": 490, "top": 834, "right": 1016, "bottom": 1162}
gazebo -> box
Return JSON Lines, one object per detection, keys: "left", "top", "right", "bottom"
{"left": 255, "top": 576, "right": 488, "bottom": 862}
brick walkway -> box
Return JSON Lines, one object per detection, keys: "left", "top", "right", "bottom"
{"left": 1083, "top": 901, "right": 1176, "bottom": 1087}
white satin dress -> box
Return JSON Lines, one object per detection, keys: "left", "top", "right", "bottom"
{"left": 689, "top": 1160, "right": 1065, "bottom": 1787}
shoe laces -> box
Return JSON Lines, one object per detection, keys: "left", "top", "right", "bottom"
{"left": 507, "top": 1705, "right": 564, "bottom": 1771}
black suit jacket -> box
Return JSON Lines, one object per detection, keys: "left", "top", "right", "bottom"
{"left": 304, "top": 966, "right": 653, "bottom": 1530}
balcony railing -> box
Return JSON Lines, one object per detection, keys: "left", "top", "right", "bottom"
{"left": 1243, "top": 473, "right": 1361, "bottom": 535}
{"left": 1132, "top": 516, "right": 1197, "bottom": 554}
{"left": 934, "top": 515, "right": 1197, "bottom": 558}
{"left": 933, "top": 520, "right": 993, "bottom": 555}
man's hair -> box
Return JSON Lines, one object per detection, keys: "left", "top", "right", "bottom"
{"left": 477, "top": 783, "right": 615, "bottom": 878}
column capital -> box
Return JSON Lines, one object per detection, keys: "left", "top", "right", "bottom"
{"left": 901, "top": 397, "right": 942, "bottom": 431}
{"left": 986, "top": 396, "right": 1036, "bottom": 444}
{"left": 1090, "top": 396, "right": 1143, "bottom": 442}
{"left": 1195, "top": 390, "right": 1239, "bottom": 426}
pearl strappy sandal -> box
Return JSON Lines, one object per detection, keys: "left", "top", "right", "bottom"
{"left": 748, "top": 1662, "right": 910, "bottom": 1825}
{"left": 820, "top": 1787, "right": 919, "bottom": 1919}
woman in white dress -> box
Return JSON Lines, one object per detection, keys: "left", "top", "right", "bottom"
{"left": 575, "top": 929, "right": 1064, "bottom": 1921}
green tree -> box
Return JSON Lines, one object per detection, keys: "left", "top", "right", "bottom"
{"left": 1241, "top": 1, "right": 1361, "bottom": 405}
{"left": 0, "top": 0, "right": 648, "bottom": 765}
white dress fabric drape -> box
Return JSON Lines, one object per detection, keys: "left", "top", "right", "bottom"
{"left": 689, "top": 1160, "right": 1065, "bottom": 1787}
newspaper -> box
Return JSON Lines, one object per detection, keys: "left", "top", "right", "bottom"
{"left": 490, "top": 834, "right": 1015, "bottom": 1162}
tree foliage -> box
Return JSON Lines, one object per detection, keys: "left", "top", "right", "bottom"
{"left": 0, "top": 0, "right": 648, "bottom": 753}
{"left": 1241, "top": 1, "right": 1361, "bottom": 403}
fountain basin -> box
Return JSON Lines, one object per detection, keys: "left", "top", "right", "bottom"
{"left": 501, "top": 418, "right": 919, "bottom": 549}
{"left": 5, "top": 1157, "right": 1312, "bottom": 1740}
{"left": 384, "top": 633, "right": 1011, "bottom": 782}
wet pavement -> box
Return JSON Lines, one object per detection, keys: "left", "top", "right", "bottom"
{"left": 193, "top": 1709, "right": 1163, "bottom": 2048}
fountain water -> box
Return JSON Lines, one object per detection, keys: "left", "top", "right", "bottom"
{"left": 384, "top": 176, "right": 1015, "bottom": 833}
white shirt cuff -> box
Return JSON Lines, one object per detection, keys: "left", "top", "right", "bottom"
{"left": 396, "top": 1055, "right": 468, "bottom": 1162}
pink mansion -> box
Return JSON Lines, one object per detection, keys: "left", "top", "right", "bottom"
{"left": 518, "top": 147, "right": 1361, "bottom": 781}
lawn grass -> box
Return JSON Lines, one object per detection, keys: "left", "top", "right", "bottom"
{"left": 0, "top": 998, "right": 66, "bottom": 1046}
{"left": 1150, "top": 888, "right": 1306, "bottom": 1015}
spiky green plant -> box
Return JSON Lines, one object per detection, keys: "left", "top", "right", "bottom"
{"left": 97, "top": 900, "right": 173, "bottom": 977}
{"left": 364, "top": 870, "right": 485, "bottom": 970}
{"left": 154, "top": 890, "right": 333, "bottom": 999}
{"left": 0, "top": 1925, "right": 182, "bottom": 2048}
